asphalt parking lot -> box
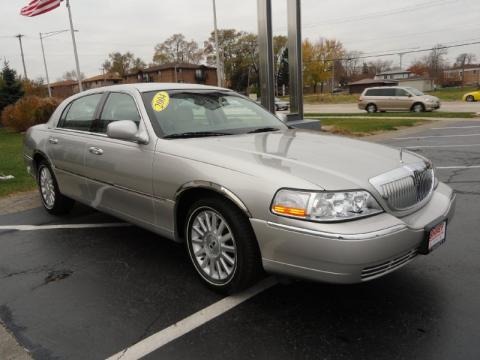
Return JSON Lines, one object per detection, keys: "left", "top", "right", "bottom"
{"left": 1, "top": 120, "right": 480, "bottom": 360}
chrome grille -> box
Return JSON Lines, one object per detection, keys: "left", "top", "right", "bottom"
{"left": 370, "top": 162, "right": 434, "bottom": 211}
{"left": 361, "top": 248, "right": 418, "bottom": 281}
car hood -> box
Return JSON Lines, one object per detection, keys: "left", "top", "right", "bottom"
{"left": 164, "top": 129, "right": 424, "bottom": 191}
{"left": 419, "top": 95, "right": 439, "bottom": 101}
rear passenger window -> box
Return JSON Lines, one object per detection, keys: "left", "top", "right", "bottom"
{"left": 97, "top": 93, "right": 141, "bottom": 133}
{"left": 60, "top": 94, "right": 103, "bottom": 131}
{"left": 382, "top": 88, "right": 396, "bottom": 96}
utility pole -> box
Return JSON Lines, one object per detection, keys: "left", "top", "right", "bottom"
{"left": 39, "top": 33, "right": 52, "bottom": 97}
{"left": 15, "top": 34, "right": 27, "bottom": 79}
{"left": 212, "top": 0, "right": 222, "bottom": 87}
{"left": 66, "top": 0, "right": 83, "bottom": 91}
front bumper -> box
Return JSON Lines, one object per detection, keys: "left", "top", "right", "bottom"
{"left": 250, "top": 182, "right": 455, "bottom": 283}
{"left": 426, "top": 102, "right": 441, "bottom": 110}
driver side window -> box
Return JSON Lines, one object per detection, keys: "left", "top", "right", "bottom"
{"left": 96, "top": 92, "right": 141, "bottom": 133}
{"left": 396, "top": 88, "right": 409, "bottom": 97}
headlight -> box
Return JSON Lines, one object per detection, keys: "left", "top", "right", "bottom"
{"left": 271, "top": 189, "right": 383, "bottom": 222}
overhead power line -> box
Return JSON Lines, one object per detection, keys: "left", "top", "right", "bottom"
{"left": 306, "top": 40, "right": 480, "bottom": 64}
{"left": 301, "top": 0, "right": 459, "bottom": 29}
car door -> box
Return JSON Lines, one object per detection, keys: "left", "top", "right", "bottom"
{"left": 378, "top": 88, "right": 396, "bottom": 110}
{"left": 393, "top": 88, "right": 413, "bottom": 110}
{"left": 84, "top": 91, "right": 156, "bottom": 226}
{"left": 47, "top": 93, "right": 103, "bottom": 201}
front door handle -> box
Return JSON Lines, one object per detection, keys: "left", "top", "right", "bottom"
{"left": 88, "top": 147, "right": 104, "bottom": 155}
{"left": 48, "top": 137, "right": 59, "bottom": 144}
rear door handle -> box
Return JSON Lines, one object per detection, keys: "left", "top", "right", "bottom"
{"left": 88, "top": 147, "right": 104, "bottom": 155}
{"left": 48, "top": 137, "right": 59, "bottom": 144}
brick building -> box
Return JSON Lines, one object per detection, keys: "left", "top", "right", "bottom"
{"left": 123, "top": 63, "right": 217, "bottom": 86}
{"left": 444, "top": 64, "right": 480, "bottom": 86}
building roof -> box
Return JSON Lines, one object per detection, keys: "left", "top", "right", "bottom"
{"left": 83, "top": 73, "right": 122, "bottom": 82}
{"left": 445, "top": 64, "right": 480, "bottom": 71}
{"left": 126, "top": 63, "right": 216, "bottom": 76}
{"left": 348, "top": 78, "right": 398, "bottom": 86}
{"left": 48, "top": 80, "right": 77, "bottom": 88}
{"left": 376, "top": 69, "right": 412, "bottom": 76}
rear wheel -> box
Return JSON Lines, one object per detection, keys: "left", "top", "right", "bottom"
{"left": 466, "top": 95, "right": 475, "bottom": 102}
{"left": 411, "top": 103, "right": 425, "bottom": 113}
{"left": 366, "top": 103, "right": 377, "bottom": 113}
{"left": 37, "top": 161, "right": 74, "bottom": 215}
{"left": 185, "top": 196, "right": 262, "bottom": 294}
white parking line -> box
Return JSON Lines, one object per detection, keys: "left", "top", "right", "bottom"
{"left": 436, "top": 165, "right": 480, "bottom": 169}
{"left": 431, "top": 125, "right": 480, "bottom": 130}
{"left": 0, "top": 223, "right": 130, "bottom": 231}
{"left": 106, "top": 277, "right": 278, "bottom": 360}
{"left": 393, "top": 134, "right": 480, "bottom": 140}
{"left": 406, "top": 144, "right": 480, "bottom": 149}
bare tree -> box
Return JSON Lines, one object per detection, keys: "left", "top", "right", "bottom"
{"left": 423, "top": 44, "right": 448, "bottom": 84}
{"left": 455, "top": 53, "right": 476, "bottom": 86}
{"left": 61, "top": 70, "right": 85, "bottom": 81}
{"left": 102, "top": 52, "right": 146, "bottom": 77}
{"left": 153, "top": 34, "right": 203, "bottom": 65}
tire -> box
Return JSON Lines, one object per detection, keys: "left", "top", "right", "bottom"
{"left": 411, "top": 103, "right": 425, "bottom": 113}
{"left": 185, "top": 196, "right": 262, "bottom": 294}
{"left": 37, "top": 160, "right": 75, "bottom": 215}
{"left": 366, "top": 103, "right": 377, "bottom": 113}
{"left": 466, "top": 95, "right": 475, "bottom": 102}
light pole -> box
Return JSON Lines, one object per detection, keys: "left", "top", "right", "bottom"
{"left": 212, "top": 0, "right": 222, "bottom": 87}
{"left": 40, "top": 29, "right": 77, "bottom": 97}
{"left": 66, "top": 0, "right": 83, "bottom": 91}
{"left": 15, "top": 34, "right": 27, "bottom": 79}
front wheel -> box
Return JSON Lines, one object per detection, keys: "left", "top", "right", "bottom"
{"left": 466, "top": 95, "right": 475, "bottom": 102}
{"left": 37, "top": 161, "right": 75, "bottom": 215}
{"left": 412, "top": 103, "right": 425, "bottom": 113}
{"left": 185, "top": 197, "right": 262, "bottom": 294}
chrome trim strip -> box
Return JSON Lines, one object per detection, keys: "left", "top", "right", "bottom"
{"left": 265, "top": 221, "right": 408, "bottom": 240}
{"left": 262, "top": 258, "right": 350, "bottom": 276}
{"left": 176, "top": 181, "right": 252, "bottom": 217}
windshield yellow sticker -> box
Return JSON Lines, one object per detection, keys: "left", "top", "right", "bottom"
{"left": 151, "top": 91, "right": 170, "bottom": 112}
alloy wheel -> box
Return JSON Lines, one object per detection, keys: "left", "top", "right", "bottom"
{"left": 39, "top": 166, "right": 55, "bottom": 209}
{"left": 188, "top": 208, "right": 237, "bottom": 284}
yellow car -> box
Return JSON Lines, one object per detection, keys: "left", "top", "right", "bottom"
{"left": 463, "top": 90, "right": 480, "bottom": 102}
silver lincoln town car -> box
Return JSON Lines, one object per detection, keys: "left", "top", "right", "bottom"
{"left": 24, "top": 83, "right": 456, "bottom": 293}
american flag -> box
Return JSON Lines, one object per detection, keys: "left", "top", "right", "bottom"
{"left": 20, "top": 0, "right": 61, "bottom": 17}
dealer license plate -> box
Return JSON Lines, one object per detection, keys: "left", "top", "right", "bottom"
{"left": 428, "top": 221, "right": 446, "bottom": 252}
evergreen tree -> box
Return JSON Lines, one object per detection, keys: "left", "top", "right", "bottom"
{"left": 0, "top": 61, "right": 24, "bottom": 113}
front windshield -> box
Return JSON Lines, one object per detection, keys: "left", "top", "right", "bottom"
{"left": 406, "top": 87, "right": 424, "bottom": 96}
{"left": 142, "top": 90, "right": 287, "bottom": 137}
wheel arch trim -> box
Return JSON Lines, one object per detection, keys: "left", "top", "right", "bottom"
{"left": 175, "top": 181, "right": 252, "bottom": 218}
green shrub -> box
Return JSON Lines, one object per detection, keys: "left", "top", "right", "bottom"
{"left": 1, "top": 96, "right": 61, "bottom": 132}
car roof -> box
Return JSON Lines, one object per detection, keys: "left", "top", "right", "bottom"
{"left": 80, "top": 82, "right": 229, "bottom": 95}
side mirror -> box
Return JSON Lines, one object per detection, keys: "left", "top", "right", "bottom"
{"left": 106, "top": 120, "right": 148, "bottom": 144}
{"left": 407, "top": 94, "right": 413, "bottom": 97}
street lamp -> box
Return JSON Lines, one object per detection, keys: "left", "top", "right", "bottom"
{"left": 39, "top": 29, "right": 78, "bottom": 97}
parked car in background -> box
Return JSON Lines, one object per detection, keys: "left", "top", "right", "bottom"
{"left": 463, "top": 90, "right": 480, "bottom": 102}
{"left": 275, "top": 97, "right": 289, "bottom": 111}
{"left": 24, "top": 83, "right": 455, "bottom": 294}
{"left": 358, "top": 86, "right": 441, "bottom": 113}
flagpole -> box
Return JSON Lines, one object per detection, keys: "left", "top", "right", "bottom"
{"left": 39, "top": 33, "right": 52, "bottom": 97}
{"left": 66, "top": 0, "right": 83, "bottom": 91}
